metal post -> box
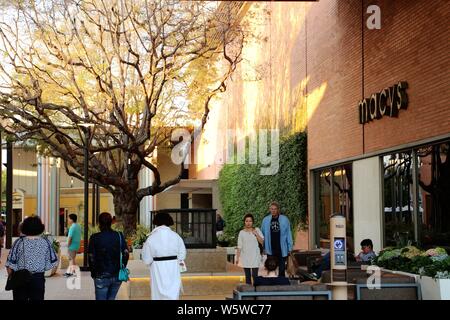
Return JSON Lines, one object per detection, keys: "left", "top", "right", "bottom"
{"left": 92, "top": 183, "right": 96, "bottom": 227}
{"left": 0, "top": 131, "right": 2, "bottom": 218}
{"left": 412, "top": 150, "right": 420, "bottom": 245}
{"left": 81, "top": 127, "right": 90, "bottom": 271}
{"left": 6, "top": 141, "right": 13, "bottom": 249}
{"left": 96, "top": 184, "right": 100, "bottom": 221}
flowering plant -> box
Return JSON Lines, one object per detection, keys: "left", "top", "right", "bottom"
{"left": 401, "top": 246, "right": 422, "bottom": 259}
{"left": 373, "top": 246, "right": 450, "bottom": 279}
{"left": 42, "top": 232, "right": 60, "bottom": 253}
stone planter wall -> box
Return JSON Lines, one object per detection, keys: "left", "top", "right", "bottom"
{"left": 382, "top": 268, "right": 450, "bottom": 300}
{"left": 185, "top": 247, "right": 227, "bottom": 273}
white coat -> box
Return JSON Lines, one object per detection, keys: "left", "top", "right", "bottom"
{"left": 142, "top": 225, "right": 187, "bottom": 300}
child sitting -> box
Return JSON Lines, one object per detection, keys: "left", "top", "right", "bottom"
{"left": 254, "top": 256, "right": 290, "bottom": 286}
{"left": 355, "top": 239, "right": 377, "bottom": 262}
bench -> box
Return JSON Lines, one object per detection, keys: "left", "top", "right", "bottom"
{"left": 232, "top": 281, "right": 332, "bottom": 300}
{"left": 321, "top": 269, "right": 420, "bottom": 300}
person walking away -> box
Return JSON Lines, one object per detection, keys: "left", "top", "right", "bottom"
{"left": 88, "top": 212, "right": 129, "bottom": 300}
{"left": 236, "top": 213, "right": 264, "bottom": 284}
{"left": 142, "top": 212, "right": 186, "bottom": 300}
{"left": 64, "top": 214, "right": 81, "bottom": 277}
{"left": 260, "top": 201, "right": 293, "bottom": 277}
{"left": 5, "top": 216, "right": 59, "bottom": 300}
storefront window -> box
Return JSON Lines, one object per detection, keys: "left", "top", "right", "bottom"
{"left": 314, "top": 164, "right": 353, "bottom": 249}
{"left": 383, "top": 152, "right": 415, "bottom": 247}
{"left": 417, "top": 142, "right": 450, "bottom": 248}
{"left": 316, "top": 169, "right": 331, "bottom": 247}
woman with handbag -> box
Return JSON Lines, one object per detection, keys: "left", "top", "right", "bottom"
{"left": 5, "top": 216, "right": 59, "bottom": 300}
{"left": 236, "top": 213, "right": 264, "bottom": 285}
{"left": 88, "top": 212, "right": 129, "bottom": 300}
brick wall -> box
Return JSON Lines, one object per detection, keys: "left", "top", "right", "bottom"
{"left": 195, "top": 0, "right": 450, "bottom": 173}
{"left": 362, "top": 0, "right": 450, "bottom": 154}
{"left": 306, "top": 0, "right": 363, "bottom": 168}
{"left": 307, "top": 0, "right": 450, "bottom": 168}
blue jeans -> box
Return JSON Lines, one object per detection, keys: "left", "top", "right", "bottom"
{"left": 94, "top": 277, "right": 122, "bottom": 300}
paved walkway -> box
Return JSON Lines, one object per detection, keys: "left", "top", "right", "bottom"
{"left": 0, "top": 239, "right": 242, "bottom": 300}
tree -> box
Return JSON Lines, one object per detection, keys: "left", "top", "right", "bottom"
{"left": 0, "top": 0, "right": 247, "bottom": 235}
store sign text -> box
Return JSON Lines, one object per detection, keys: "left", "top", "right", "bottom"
{"left": 358, "top": 81, "right": 408, "bottom": 124}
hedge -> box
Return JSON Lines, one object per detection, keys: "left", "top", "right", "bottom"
{"left": 218, "top": 132, "right": 307, "bottom": 246}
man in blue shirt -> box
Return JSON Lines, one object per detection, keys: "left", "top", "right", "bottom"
{"left": 65, "top": 214, "right": 81, "bottom": 277}
{"left": 260, "top": 202, "right": 293, "bottom": 277}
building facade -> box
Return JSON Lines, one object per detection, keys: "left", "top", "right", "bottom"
{"left": 188, "top": 0, "right": 450, "bottom": 252}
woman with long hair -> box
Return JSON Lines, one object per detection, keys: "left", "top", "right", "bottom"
{"left": 236, "top": 213, "right": 264, "bottom": 285}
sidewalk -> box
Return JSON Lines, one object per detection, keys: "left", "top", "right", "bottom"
{"left": 0, "top": 247, "right": 96, "bottom": 300}
{"left": 0, "top": 240, "right": 243, "bottom": 300}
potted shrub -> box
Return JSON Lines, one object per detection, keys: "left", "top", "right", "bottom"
{"left": 131, "top": 224, "right": 150, "bottom": 260}
{"left": 373, "top": 246, "right": 450, "bottom": 300}
{"left": 216, "top": 233, "right": 230, "bottom": 247}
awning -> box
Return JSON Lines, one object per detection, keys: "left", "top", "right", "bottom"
{"left": 162, "top": 179, "right": 217, "bottom": 194}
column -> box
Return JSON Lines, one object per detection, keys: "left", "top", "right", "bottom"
{"left": 139, "top": 163, "right": 154, "bottom": 227}
{"left": 352, "top": 157, "right": 383, "bottom": 253}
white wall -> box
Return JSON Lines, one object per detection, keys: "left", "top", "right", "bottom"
{"left": 352, "top": 157, "right": 383, "bottom": 254}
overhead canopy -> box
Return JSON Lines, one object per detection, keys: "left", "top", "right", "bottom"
{"left": 162, "top": 179, "right": 217, "bottom": 194}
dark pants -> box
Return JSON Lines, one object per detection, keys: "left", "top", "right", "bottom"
{"left": 268, "top": 255, "right": 287, "bottom": 277}
{"left": 312, "top": 252, "right": 331, "bottom": 278}
{"left": 243, "top": 268, "right": 259, "bottom": 285}
{"left": 13, "top": 273, "right": 45, "bottom": 301}
{"left": 94, "top": 277, "right": 122, "bottom": 300}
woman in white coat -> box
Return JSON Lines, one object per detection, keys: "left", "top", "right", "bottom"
{"left": 142, "top": 212, "right": 186, "bottom": 300}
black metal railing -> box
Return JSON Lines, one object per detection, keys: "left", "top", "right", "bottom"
{"left": 150, "top": 208, "right": 217, "bottom": 249}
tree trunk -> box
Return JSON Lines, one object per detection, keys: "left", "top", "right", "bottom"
{"left": 113, "top": 189, "right": 139, "bottom": 238}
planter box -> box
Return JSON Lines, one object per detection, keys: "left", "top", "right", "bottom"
{"left": 382, "top": 268, "right": 450, "bottom": 300}
{"left": 418, "top": 277, "right": 450, "bottom": 300}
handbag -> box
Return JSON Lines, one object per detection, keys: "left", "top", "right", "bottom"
{"left": 179, "top": 260, "right": 187, "bottom": 273}
{"left": 286, "top": 252, "right": 298, "bottom": 278}
{"left": 5, "top": 238, "right": 32, "bottom": 291}
{"left": 117, "top": 232, "right": 130, "bottom": 282}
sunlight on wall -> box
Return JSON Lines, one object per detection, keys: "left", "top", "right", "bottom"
{"left": 193, "top": 2, "right": 328, "bottom": 179}
{"left": 13, "top": 169, "right": 37, "bottom": 177}
{"left": 306, "top": 82, "right": 328, "bottom": 124}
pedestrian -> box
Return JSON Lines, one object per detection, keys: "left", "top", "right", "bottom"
{"left": 216, "top": 214, "right": 225, "bottom": 237}
{"left": 5, "top": 216, "right": 59, "bottom": 300}
{"left": 260, "top": 201, "right": 293, "bottom": 277}
{"left": 236, "top": 213, "right": 264, "bottom": 284}
{"left": 142, "top": 212, "right": 186, "bottom": 300}
{"left": 64, "top": 214, "right": 81, "bottom": 277}
{"left": 0, "top": 217, "right": 5, "bottom": 260}
{"left": 254, "top": 256, "right": 290, "bottom": 286}
{"left": 88, "top": 212, "right": 129, "bottom": 300}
